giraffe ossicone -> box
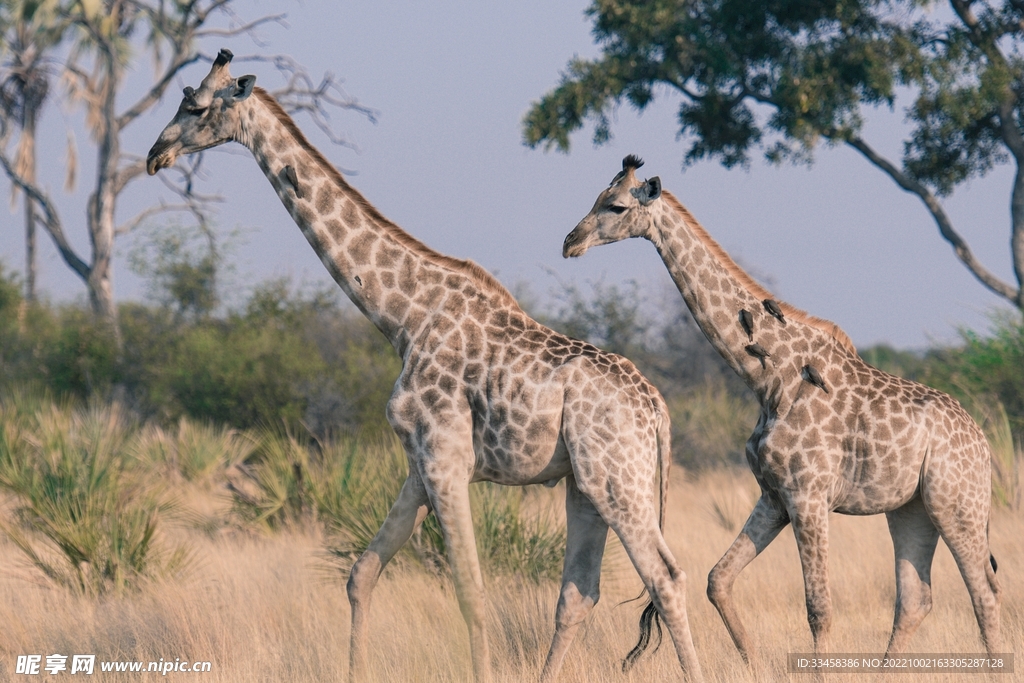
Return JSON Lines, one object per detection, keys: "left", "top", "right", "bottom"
{"left": 565, "top": 155, "right": 1002, "bottom": 663}
{"left": 147, "top": 53, "right": 705, "bottom": 683}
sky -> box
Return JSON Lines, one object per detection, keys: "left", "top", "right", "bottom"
{"left": 1, "top": 0, "right": 1019, "bottom": 350}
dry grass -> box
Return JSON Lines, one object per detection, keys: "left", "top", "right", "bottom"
{"left": 2, "top": 468, "right": 1020, "bottom": 682}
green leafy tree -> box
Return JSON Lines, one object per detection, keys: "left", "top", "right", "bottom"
{"left": 128, "top": 221, "right": 223, "bottom": 321}
{"left": 525, "top": 0, "right": 1024, "bottom": 311}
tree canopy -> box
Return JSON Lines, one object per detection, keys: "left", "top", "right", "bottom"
{"left": 524, "top": 0, "right": 1024, "bottom": 310}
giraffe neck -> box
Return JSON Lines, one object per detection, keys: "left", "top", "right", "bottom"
{"left": 647, "top": 192, "right": 850, "bottom": 402}
{"left": 235, "top": 88, "right": 510, "bottom": 355}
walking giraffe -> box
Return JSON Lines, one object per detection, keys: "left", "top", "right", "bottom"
{"left": 146, "top": 53, "right": 704, "bottom": 683}
{"left": 563, "top": 155, "right": 1002, "bottom": 662}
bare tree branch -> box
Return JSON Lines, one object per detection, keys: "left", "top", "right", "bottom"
{"left": 116, "top": 201, "right": 202, "bottom": 235}
{"left": 847, "top": 134, "right": 1019, "bottom": 303}
{"left": 2, "top": 0, "right": 373, "bottom": 328}
{"left": 146, "top": 154, "right": 224, "bottom": 234}
{"left": 117, "top": 52, "right": 201, "bottom": 129}
{"left": 195, "top": 13, "right": 286, "bottom": 40}
{"left": 0, "top": 141, "right": 91, "bottom": 279}
{"left": 236, "top": 53, "right": 379, "bottom": 150}
{"left": 114, "top": 157, "right": 148, "bottom": 195}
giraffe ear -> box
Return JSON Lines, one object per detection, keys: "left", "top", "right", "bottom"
{"left": 231, "top": 75, "right": 256, "bottom": 101}
{"left": 631, "top": 176, "right": 662, "bottom": 205}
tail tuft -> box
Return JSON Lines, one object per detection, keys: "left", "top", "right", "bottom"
{"left": 622, "top": 600, "right": 663, "bottom": 672}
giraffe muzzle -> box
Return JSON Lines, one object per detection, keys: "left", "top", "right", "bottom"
{"left": 146, "top": 142, "right": 176, "bottom": 175}
{"left": 562, "top": 229, "right": 586, "bottom": 258}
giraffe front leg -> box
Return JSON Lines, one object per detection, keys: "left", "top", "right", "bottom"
{"left": 347, "top": 472, "right": 430, "bottom": 683}
{"left": 706, "top": 493, "right": 789, "bottom": 664}
{"left": 790, "top": 502, "right": 833, "bottom": 655}
{"left": 539, "top": 475, "right": 609, "bottom": 683}
{"left": 422, "top": 462, "right": 493, "bottom": 683}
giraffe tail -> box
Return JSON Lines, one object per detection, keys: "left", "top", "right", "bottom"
{"left": 622, "top": 396, "right": 672, "bottom": 672}
{"left": 987, "top": 521, "right": 1001, "bottom": 600}
{"left": 656, "top": 396, "right": 671, "bottom": 533}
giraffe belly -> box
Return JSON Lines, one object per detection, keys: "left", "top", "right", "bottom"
{"left": 473, "top": 429, "right": 571, "bottom": 486}
{"left": 832, "top": 446, "right": 924, "bottom": 514}
{"left": 470, "top": 394, "right": 570, "bottom": 486}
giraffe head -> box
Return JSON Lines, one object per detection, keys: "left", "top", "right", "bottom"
{"left": 146, "top": 48, "right": 257, "bottom": 175}
{"left": 562, "top": 155, "right": 661, "bottom": 258}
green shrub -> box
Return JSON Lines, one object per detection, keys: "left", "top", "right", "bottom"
{"left": 667, "top": 380, "right": 759, "bottom": 470}
{"left": 43, "top": 308, "right": 122, "bottom": 398}
{"left": 116, "top": 280, "right": 400, "bottom": 432}
{"left": 134, "top": 418, "right": 256, "bottom": 483}
{"left": 226, "top": 427, "right": 319, "bottom": 528}
{"left": 0, "top": 400, "right": 191, "bottom": 595}
{"left": 0, "top": 261, "right": 21, "bottom": 330}
{"left": 471, "top": 483, "right": 565, "bottom": 582}
{"left": 0, "top": 270, "right": 401, "bottom": 435}
{"left": 228, "top": 429, "right": 565, "bottom": 581}
{"left": 859, "top": 344, "right": 927, "bottom": 380}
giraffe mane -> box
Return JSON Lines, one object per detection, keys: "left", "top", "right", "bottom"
{"left": 661, "top": 191, "right": 857, "bottom": 354}
{"left": 251, "top": 87, "right": 519, "bottom": 309}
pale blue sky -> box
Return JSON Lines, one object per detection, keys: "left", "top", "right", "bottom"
{"left": 1, "top": 0, "right": 1017, "bottom": 348}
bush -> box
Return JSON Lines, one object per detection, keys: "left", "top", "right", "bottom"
{"left": 0, "top": 400, "right": 191, "bottom": 595}
{"left": 0, "top": 277, "right": 402, "bottom": 435}
{"left": 228, "top": 428, "right": 565, "bottom": 581}
{"left": 134, "top": 418, "right": 256, "bottom": 483}
{"left": 123, "top": 280, "right": 401, "bottom": 433}
{"left": 921, "top": 311, "right": 1024, "bottom": 443}
{"left": 667, "top": 380, "right": 758, "bottom": 470}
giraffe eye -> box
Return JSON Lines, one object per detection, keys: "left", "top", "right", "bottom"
{"left": 188, "top": 107, "right": 207, "bottom": 116}
{"left": 607, "top": 205, "right": 627, "bottom": 214}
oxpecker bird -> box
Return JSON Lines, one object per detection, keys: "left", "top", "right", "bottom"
{"left": 802, "top": 365, "right": 830, "bottom": 394}
{"left": 739, "top": 309, "right": 754, "bottom": 341}
{"left": 745, "top": 343, "right": 771, "bottom": 368}
{"left": 762, "top": 299, "right": 786, "bottom": 325}
{"left": 284, "top": 165, "right": 303, "bottom": 199}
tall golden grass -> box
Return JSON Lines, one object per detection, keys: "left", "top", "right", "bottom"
{"left": 3, "top": 466, "right": 1019, "bottom": 682}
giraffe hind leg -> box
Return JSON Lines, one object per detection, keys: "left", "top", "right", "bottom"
{"left": 923, "top": 488, "right": 1002, "bottom": 653}
{"left": 884, "top": 495, "right": 940, "bottom": 655}
{"left": 600, "top": 507, "right": 704, "bottom": 682}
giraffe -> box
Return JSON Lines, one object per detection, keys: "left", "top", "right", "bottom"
{"left": 146, "top": 52, "right": 704, "bottom": 683}
{"left": 563, "top": 155, "right": 1002, "bottom": 662}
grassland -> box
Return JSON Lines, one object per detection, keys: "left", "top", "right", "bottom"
{"left": 3, "top": 464, "right": 1019, "bottom": 683}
